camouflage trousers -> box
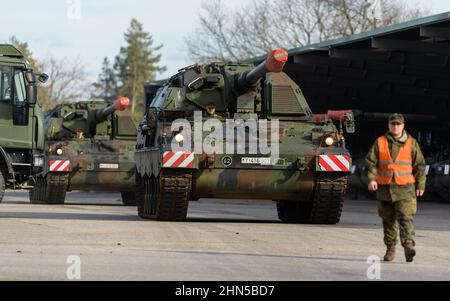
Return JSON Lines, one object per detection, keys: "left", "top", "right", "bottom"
{"left": 378, "top": 199, "right": 417, "bottom": 247}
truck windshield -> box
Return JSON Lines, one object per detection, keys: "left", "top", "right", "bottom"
{"left": 13, "top": 69, "right": 27, "bottom": 106}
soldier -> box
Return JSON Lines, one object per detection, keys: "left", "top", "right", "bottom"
{"left": 366, "top": 114, "right": 426, "bottom": 263}
{"left": 206, "top": 102, "right": 221, "bottom": 118}
{"left": 75, "top": 129, "right": 84, "bottom": 140}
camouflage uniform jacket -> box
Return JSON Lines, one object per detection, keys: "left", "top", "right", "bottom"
{"left": 365, "top": 132, "right": 426, "bottom": 202}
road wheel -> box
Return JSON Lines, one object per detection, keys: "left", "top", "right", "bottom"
{"left": 121, "top": 191, "right": 136, "bottom": 206}
{"left": 0, "top": 170, "right": 5, "bottom": 204}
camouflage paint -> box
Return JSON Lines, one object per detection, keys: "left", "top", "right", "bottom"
{"left": 378, "top": 199, "right": 417, "bottom": 246}
{"left": 136, "top": 56, "right": 352, "bottom": 201}
{"left": 43, "top": 101, "right": 137, "bottom": 192}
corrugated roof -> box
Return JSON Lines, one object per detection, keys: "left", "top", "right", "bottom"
{"left": 246, "top": 11, "right": 450, "bottom": 62}
{"left": 246, "top": 12, "right": 450, "bottom": 160}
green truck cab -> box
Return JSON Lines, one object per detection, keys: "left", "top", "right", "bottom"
{"left": 0, "top": 44, "right": 46, "bottom": 202}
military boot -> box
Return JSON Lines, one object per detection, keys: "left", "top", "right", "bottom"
{"left": 383, "top": 245, "right": 396, "bottom": 262}
{"left": 403, "top": 240, "right": 416, "bottom": 263}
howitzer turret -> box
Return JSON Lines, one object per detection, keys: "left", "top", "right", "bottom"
{"left": 234, "top": 49, "right": 289, "bottom": 115}
{"left": 95, "top": 97, "right": 130, "bottom": 123}
{"left": 145, "top": 49, "right": 290, "bottom": 117}
{"left": 236, "top": 49, "right": 289, "bottom": 93}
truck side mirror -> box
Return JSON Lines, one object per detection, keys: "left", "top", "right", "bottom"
{"left": 26, "top": 84, "right": 37, "bottom": 106}
{"left": 38, "top": 73, "right": 49, "bottom": 84}
{"left": 25, "top": 69, "right": 36, "bottom": 84}
{"left": 24, "top": 69, "right": 37, "bottom": 106}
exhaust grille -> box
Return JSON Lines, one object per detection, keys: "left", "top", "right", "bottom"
{"left": 272, "top": 85, "right": 302, "bottom": 114}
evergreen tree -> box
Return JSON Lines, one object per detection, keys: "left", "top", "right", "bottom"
{"left": 114, "top": 19, "right": 166, "bottom": 121}
{"left": 92, "top": 57, "right": 118, "bottom": 102}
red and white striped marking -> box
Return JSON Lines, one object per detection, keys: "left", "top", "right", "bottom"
{"left": 163, "top": 152, "right": 194, "bottom": 168}
{"left": 319, "top": 155, "right": 351, "bottom": 172}
{"left": 49, "top": 160, "right": 70, "bottom": 172}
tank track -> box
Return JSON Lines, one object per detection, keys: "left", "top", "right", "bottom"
{"left": 135, "top": 174, "right": 146, "bottom": 214}
{"left": 30, "top": 173, "right": 68, "bottom": 205}
{"left": 121, "top": 191, "right": 137, "bottom": 206}
{"left": 309, "top": 173, "right": 348, "bottom": 224}
{"left": 0, "top": 170, "right": 5, "bottom": 204}
{"left": 277, "top": 173, "right": 347, "bottom": 224}
{"left": 137, "top": 172, "right": 191, "bottom": 221}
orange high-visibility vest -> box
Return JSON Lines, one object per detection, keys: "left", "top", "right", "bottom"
{"left": 376, "top": 136, "right": 416, "bottom": 186}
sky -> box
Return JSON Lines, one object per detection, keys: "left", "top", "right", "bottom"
{"left": 1, "top": 0, "right": 449, "bottom": 82}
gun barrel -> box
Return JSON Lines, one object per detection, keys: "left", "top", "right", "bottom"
{"left": 314, "top": 110, "right": 354, "bottom": 123}
{"left": 246, "top": 49, "right": 288, "bottom": 85}
{"left": 95, "top": 97, "right": 130, "bottom": 122}
{"left": 355, "top": 112, "right": 442, "bottom": 123}
{"left": 238, "top": 49, "right": 288, "bottom": 92}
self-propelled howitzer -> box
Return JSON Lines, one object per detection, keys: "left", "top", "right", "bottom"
{"left": 135, "top": 49, "right": 353, "bottom": 223}
{"left": 30, "top": 97, "right": 138, "bottom": 205}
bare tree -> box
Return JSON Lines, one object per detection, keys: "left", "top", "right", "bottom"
{"left": 7, "top": 36, "right": 94, "bottom": 112}
{"left": 186, "top": 0, "right": 240, "bottom": 62}
{"left": 186, "top": 0, "right": 429, "bottom": 62}
{"left": 327, "top": 0, "right": 426, "bottom": 36}
{"left": 38, "top": 56, "right": 91, "bottom": 112}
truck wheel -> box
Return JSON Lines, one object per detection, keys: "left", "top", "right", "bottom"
{"left": 0, "top": 170, "right": 5, "bottom": 204}
{"left": 138, "top": 172, "right": 191, "bottom": 221}
{"left": 30, "top": 174, "right": 68, "bottom": 205}
{"left": 121, "top": 191, "right": 136, "bottom": 206}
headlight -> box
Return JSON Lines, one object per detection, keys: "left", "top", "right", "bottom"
{"left": 325, "top": 137, "right": 335, "bottom": 146}
{"left": 33, "top": 156, "right": 44, "bottom": 167}
{"left": 56, "top": 148, "right": 63, "bottom": 156}
{"left": 175, "top": 133, "right": 184, "bottom": 143}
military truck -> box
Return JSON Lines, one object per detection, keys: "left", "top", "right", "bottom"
{"left": 29, "top": 97, "right": 138, "bottom": 205}
{"left": 135, "top": 49, "right": 354, "bottom": 224}
{"left": 0, "top": 44, "right": 47, "bottom": 203}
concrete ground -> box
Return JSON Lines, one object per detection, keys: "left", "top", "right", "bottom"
{"left": 0, "top": 191, "right": 449, "bottom": 281}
